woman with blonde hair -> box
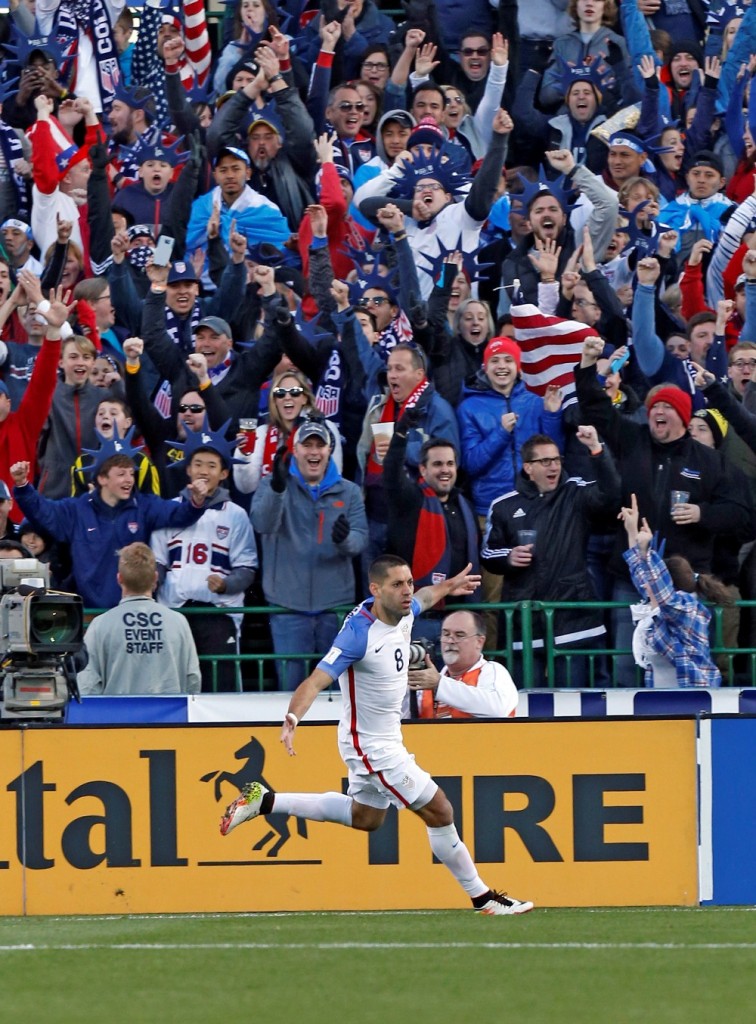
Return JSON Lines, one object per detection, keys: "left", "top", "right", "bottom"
{"left": 234, "top": 369, "right": 342, "bottom": 495}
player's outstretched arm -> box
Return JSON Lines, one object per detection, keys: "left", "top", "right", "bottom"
{"left": 414, "top": 562, "right": 482, "bottom": 614}
{"left": 280, "top": 667, "right": 335, "bottom": 756}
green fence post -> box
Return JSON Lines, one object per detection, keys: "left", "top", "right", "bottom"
{"left": 520, "top": 601, "right": 533, "bottom": 688}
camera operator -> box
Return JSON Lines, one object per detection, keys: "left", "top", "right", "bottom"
{"left": 408, "top": 609, "right": 518, "bottom": 719}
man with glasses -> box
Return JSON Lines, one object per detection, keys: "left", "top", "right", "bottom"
{"left": 358, "top": 109, "right": 511, "bottom": 299}
{"left": 728, "top": 342, "right": 756, "bottom": 399}
{"left": 408, "top": 609, "right": 518, "bottom": 718}
{"left": 482, "top": 428, "right": 620, "bottom": 686}
{"left": 324, "top": 84, "right": 376, "bottom": 175}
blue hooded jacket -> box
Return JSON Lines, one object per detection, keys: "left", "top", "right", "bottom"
{"left": 14, "top": 484, "right": 205, "bottom": 609}
{"left": 457, "top": 374, "right": 564, "bottom": 516}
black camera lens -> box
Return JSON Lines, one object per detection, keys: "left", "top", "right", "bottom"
{"left": 28, "top": 596, "right": 83, "bottom": 648}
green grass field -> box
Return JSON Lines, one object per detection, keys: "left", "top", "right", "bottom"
{"left": 1, "top": 908, "right": 754, "bottom": 1024}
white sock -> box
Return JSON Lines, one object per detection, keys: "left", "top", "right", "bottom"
{"left": 272, "top": 791, "right": 353, "bottom": 827}
{"left": 427, "top": 824, "right": 489, "bottom": 898}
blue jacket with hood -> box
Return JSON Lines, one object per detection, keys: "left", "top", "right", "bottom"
{"left": 14, "top": 484, "right": 206, "bottom": 609}
{"left": 457, "top": 373, "right": 564, "bottom": 516}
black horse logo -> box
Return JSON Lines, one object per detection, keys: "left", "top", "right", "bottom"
{"left": 202, "top": 735, "right": 307, "bottom": 857}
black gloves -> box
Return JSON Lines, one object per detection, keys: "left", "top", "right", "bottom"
{"left": 408, "top": 293, "right": 429, "bottom": 329}
{"left": 262, "top": 291, "right": 292, "bottom": 326}
{"left": 88, "top": 143, "right": 110, "bottom": 173}
{"left": 271, "top": 445, "right": 291, "bottom": 493}
{"left": 397, "top": 404, "right": 423, "bottom": 436}
{"left": 331, "top": 513, "right": 351, "bottom": 544}
{"left": 188, "top": 130, "right": 204, "bottom": 168}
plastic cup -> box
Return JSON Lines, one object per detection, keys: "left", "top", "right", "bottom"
{"left": 670, "top": 490, "right": 690, "bottom": 512}
{"left": 371, "top": 423, "right": 394, "bottom": 464}
{"left": 517, "top": 529, "right": 537, "bottom": 547}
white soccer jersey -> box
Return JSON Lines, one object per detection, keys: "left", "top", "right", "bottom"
{"left": 318, "top": 597, "right": 421, "bottom": 772}
{"left": 406, "top": 202, "right": 483, "bottom": 299}
{"left": 151, "top": 498, "right": 257, "bottom": 615}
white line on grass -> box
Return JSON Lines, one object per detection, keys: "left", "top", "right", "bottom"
{"left": 3, "top": 942, "right": 756, "bottom": 952}
{"left": 4, "top": 907, "right": 754, "bottom": 924}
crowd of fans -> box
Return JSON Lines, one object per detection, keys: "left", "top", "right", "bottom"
{"left": 1, "top": 0, "right": 756, "bottom": 693}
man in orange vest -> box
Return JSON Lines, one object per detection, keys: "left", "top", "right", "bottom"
{"left": 409, "top": 609, "right": 518, "bottom": 719}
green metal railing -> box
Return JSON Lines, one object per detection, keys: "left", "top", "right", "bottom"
{"left": 85, "top": 599, "right": 756, "bottom": 693}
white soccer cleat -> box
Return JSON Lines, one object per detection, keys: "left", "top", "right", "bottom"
{"left": 477, "top": 890, "right": 534, "bottom": 916}
{"left": 220, "top": 781, "right": 269, "bottom": 836}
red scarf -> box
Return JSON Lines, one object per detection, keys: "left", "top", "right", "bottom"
{"left": 261, "top": 424, "right": 295, "bottom": 478}
{"left": 412, "top": 484, "right": 449, "bottom": 587}
{"left": 366, "top": 378, "right": 430, "bottom": 477}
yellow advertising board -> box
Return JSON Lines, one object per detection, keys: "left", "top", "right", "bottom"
{"left": 0, "top": 732, "right": 24, "bottom": 916}
{"left": 1, "top": 719, "right": 698, "bottom": 914}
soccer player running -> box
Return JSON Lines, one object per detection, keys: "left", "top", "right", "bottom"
{"left": 220, "top": 555, "right": 533, "bottom": 915}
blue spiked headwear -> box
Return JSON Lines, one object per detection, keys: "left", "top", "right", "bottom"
{"left": 352, "top": 260, "right": 400, "bottom": 305}
{"left": 338, "top": 239, "right": 379, "bottom": 274}
{"left": 416, "top": 233, "right": 495, "bottom": 285}
{"left": 167, "top": 416, "right": 244, "bottom": 469}
{"left": 82, "top": 424, "right": 144, "bottom": 479}
{"left": 0, "top": 76, "right": 20, "bottom": 103}
{"left": 557, "top": 56, "right": 611, "bottom": 100}
{"left": 511, "top": 164, "right": 579, "bottom": 215}
{"left": 2, "top": 22, "right": 70, "bottom": 70}
{"left": 618, "top": 201, "right": 670, "bottom": 257}
{"left": 292, "top": 308, "right": 333, "bottom": 346}
{"left": 637, "top": 132, "right": 677, "bottom": 157}
{"left": 607, "top": 130, "right": 647, "bottom": 154}
{"left": 706, "top": 1, "right": 745, "bottom": 28}
{"left": 111, "top": 80, "right": 155, "bottom": 120}
{"left": 390, "top": 144, "right": 471, "bottom": 201}
{"left": 185, "top": 74, "right": 215, "bottom": 107}
{"left": 128, "top": 135, "right": 188, "bottom": 168}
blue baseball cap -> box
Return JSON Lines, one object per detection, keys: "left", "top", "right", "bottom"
{"left": 167, "top": 261, "right": 199, "bottom": 283}
{"left": 213, "top": 146, "right": 250, "bottom": 168}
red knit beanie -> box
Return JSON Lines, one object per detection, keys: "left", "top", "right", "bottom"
{"left": 484, "top": 336, "right": 522, "bottom": 371}
{"left": 645, "top": 386, "right": 692, "bottom": 427}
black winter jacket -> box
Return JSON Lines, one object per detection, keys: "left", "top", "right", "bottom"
{"left": 481, "top": 449, "right": 621, "bottom": 646}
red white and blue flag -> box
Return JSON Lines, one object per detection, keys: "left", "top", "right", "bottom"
{"left": 511, "top": 304, "right": 599, "bottom": 406}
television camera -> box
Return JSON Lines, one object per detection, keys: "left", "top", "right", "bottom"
{"left": 0, "top": 559, "right": 84, "bottom": 720}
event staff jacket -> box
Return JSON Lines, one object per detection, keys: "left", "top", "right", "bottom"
{"left": 575, "top": 362, "right": 756, "bottom": 579}
{"left": 77, "top": 596, "right": 202, "bottom": 695}
{"left": 481, "top": 450, "right": 621, "bottom": 647}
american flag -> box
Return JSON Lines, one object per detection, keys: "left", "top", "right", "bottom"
{"left": 511, "top": 304, "right": 600, "bottom": 406}
{"left": 154, "top": 380, "right": 173, "bottom": 419}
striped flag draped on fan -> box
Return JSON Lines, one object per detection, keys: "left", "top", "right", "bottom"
{"left": 511, "top": 304, "right": 601, "bottom": 406}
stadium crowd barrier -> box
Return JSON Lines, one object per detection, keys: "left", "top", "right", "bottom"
{"left": 87, "top": 599, "right": 756, "bottom": 693}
